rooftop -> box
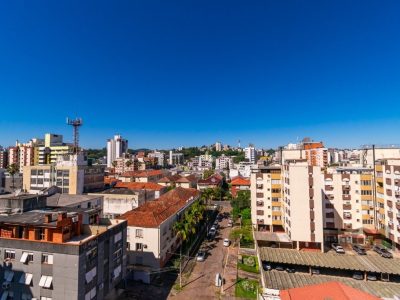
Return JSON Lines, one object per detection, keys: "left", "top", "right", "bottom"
{"left": 97, "top": 188, "right": 142, "bottom": 195}
{"left": 231, "top": 176, "right": 250, "bottom": 186}
{"left": 198, "top": 174, "right": 223, "bottom": 185}
{"left": 114, "top": 181, "right": 165, "bottom": 191}
{"left": 118, "top": 187, "right": 200, "bottom": 228}
{"left": 280, "top": 281, "right": 379, "bottom": 300}
{"left": 260, "top": 247, "right": 400, "bottom": 275}
{"left": 120, "top": 170, "right": 164, "bottom": 178}
{"left": 46, "top": 193, "right": 102, "bottom": 207}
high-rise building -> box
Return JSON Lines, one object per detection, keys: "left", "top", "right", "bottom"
{"left": 107, "top": 135, "right": 128, "bottom": 168}
{"left": 245, "top": 146, "right": 257, "bottom": 163}
{"left": 0, "top": 146, "right": 7, "bottom": 169}
{"left": 215, "top": 154, "right": 233, "bottom": 170}
{"left": 215, "top": 141, "right": 222, "bottom": 152}
{"left": 37, "top": 134, "right": 73, "bottom": 165}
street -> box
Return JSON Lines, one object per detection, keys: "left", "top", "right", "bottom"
{"left": 168, "top": 204, "right": 236, "bottom": 299}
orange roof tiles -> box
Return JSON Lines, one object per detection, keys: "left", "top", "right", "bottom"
{"left": 231, "top": 176, "right": 250, "bottom": 186}
{"left": 104, "top": 177, "right": 121, "bottom": 185}
{"left": 280, "top": 281, "right": 379, "bottom": 300}
{"left": 120, "top": 170, "right": 163, "bottom": 178}
{"left": 118, "top": 187, "right": 200, "bottom": 228}
{"left": 114, "top": 181, "right": 165, "bottom": 191}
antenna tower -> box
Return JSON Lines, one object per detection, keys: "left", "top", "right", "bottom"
{"left": 66, "top": 117, "right": 83, "bottom": 153}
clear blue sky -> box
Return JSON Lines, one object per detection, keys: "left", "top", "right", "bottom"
{"left": 1, "top": 1, "right": 400, "bottom": 149}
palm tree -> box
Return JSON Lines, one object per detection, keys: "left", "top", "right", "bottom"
{"left": 7, "top": 163, "right": 19, "bottom": 192}
{"left": 201, "top": 188, "right": 213, "bottom": 205}
{"left": 173, "top": 218, "right": 188, "bottom": 242}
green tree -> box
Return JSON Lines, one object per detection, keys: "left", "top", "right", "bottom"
{"left": 203, "top": 169, "right": 214, "bottom": 179}
{"left": 111, "top": 161, "right": 117, "bottom": 168}
{"left": 7, "top": 163, "right": 19, "bottom": 191}
{"left": 125, "top": 160, "right": 133, "bottom": 167}
{"left": 201, "top": 188, "right": 214, "bottom": 205}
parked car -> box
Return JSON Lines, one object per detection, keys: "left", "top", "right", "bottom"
{"left": 208, "top": 228, "right": 216, "bottom": 238}
{"left": 286, "top": 267, "right": 295, "bottom": 273}
{"left": 331, "top": 243, "right": 345, "bottom": 254}
{"left": 275, "top": 265, "right": 285, "bottom": 271}
{"left": 352, "top": 272, "right": 364, "bottom": 280}
{"left": 367, "top": 273, "right": 377, "bottom": 281}
{"left": 311, "top": 268, "right": 320, "bottom": 275}
{"left": 213, "top": 222, "right": 219, "bottom": 229}
{"left": 352, "top": 244, "right": 367, "bottom": 255}
{"left": 262, "top": 261, "right": 272, "bottom": 271}
{"left": 373, "top": 245, "right": 393, "bottom": 258}
{"left": 196, "top": 251, "right": 206, "bottom": 262}
{"left": 223, "top": 239, "right": 230, "bottom": 247}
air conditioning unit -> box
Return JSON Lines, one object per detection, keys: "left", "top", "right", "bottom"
{"left": 2, "top": 282, "right": 10, "bottom": 290}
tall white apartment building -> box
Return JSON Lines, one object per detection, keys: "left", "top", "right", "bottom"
{"left": 215, "top": 141, "right": 222, "bottom": 152}
{"left": 245, "top": 146, "right": 257, "bottom": 163}
{"left": 107, "top": 135, "right": 128, "bottom": 168}
{"left": 148, "top": 151, "right": 165, "bottom": 166}
{"left": 216, "top": 154, "right": 233, "bottom": 170}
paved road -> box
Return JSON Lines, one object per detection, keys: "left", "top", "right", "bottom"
{"left": 169, "top": 205, "right": 233, "bottom": 300}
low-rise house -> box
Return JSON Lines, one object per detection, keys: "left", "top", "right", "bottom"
{"left": 158, "top": 174, "right": 198, "bottom": 189}
{"left": 230, "top": 176, "right": 250, "bottom": 197}
{"left": 46, "top": 193, "right": 103, "bottom": 210}
{"left": 118, "top": 187, "right": 200, "bottom": 283}
{"left": 197, "top": 174, "right": 223, "bottom": 190}
{"left": 119, "top": 170, "right": 165, "bottom": 183}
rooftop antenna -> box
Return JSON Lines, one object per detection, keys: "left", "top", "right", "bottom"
{"left": 66, "top": 117, "right": 83, "bottom": 154}
{"left": 238, "top": 139, "right": 241, "bottom": 148}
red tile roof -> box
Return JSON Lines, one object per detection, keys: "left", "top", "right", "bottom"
{"left": 114, "top": 181, "right": 165, "bottom": 191}
{"left": 175, "top": 174, "right": 198, "bottom": 183}
{"left": 198, "top": 174, "right": 223, "bottom": 185}
{"left": 120, "top": 170, "right": 164, "bottom": 178}
{"left": 104, "top": 177, "right": 121, "bottom": 185}
{"left": 158, "top": 174, "right": 182, "bottom": 183}
{"left": 231, "top": 176, "right": 250, "bottom": 186}
{"left": 118, "top": 187, "right": 200, "bottom": 228}
{"left": 280, "top": 281, "right": 379, "bottom": 300}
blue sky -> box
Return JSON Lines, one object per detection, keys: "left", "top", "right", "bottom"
{"left": 1, "top": 1, "right": 400, "bottom": 149}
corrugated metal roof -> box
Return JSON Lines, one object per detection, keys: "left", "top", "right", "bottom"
{"left": 260, "top": 248, "right": 400, "bottom": 275}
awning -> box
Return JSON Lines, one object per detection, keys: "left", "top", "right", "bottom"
{"left": 1, "top": 292, "right": 8, "bottom": 300}
{"left": 47, "top": 255, "right": 53, "bottom": 265}
{"left": 44, "top": 276, "right": 53, "bottom": 288}
{"left": 20, "top": 252, "right": 29, "bottom": 263}
{"left": 19, "top": 273, "right": 33, "bottom": 285}
{"left": 38, "top": 275, "right": 47, "bottom": 287}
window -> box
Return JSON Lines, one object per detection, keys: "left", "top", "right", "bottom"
{"left": 35, "top": 228, "right": 45, "bottom": 240}
{"left": 42, "top": 254, "right": 53, "bottom": 264}
{"left": 4, "top": 250, "right": 15, "bottom": 260}
{"left": 136, "top": 243, "right": 143, "bottom": 251}
{"left": 20, "top": 252, "right": 33, "bottom": 264}
{"left": 361, "top": 190, "right": 372, "bottom": 195}
{"left": 135, "top": 229, "right": 143, "bottom": 238}
{"left": 38, "top": 275, "right": 53, "bottom": 289}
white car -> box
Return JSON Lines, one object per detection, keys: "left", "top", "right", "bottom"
{"left": 223, "top": 239, "right": 230, "bottom": 247}
{"left": 196, "top": 251, "right": 206, "bottom": 262}
{"left": 331, "top": 243, "right": 345, "bottom": 254}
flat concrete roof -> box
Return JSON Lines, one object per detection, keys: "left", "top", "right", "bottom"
{"left": 263, "top": 270, "right": 400, "bottom": 299}
{"left": 254, "top": 232, "right": 291, "bottom": 243}
{"left": 260, "top": 248, "right": 400, "bottom": 275}
{"left": 46, "top": 193, "right": 102, "bottom": 207}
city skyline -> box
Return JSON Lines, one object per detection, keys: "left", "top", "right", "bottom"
{"left": 1, "top": 1, "right": 400, "bottom": 148}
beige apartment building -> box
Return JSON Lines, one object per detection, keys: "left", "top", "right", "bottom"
{"left": 376, "top": 159, "right": 400, "bottom": 249}
{"left": 323, "top": 167, "right": 374, "bottom": 245}
{"left": 250, "top": 166, "right": 284, "bottom": 232}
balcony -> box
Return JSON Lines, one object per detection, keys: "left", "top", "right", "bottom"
{"left": 342, "top": 185, "right": 351, "bottom": 191}
{"left": 256, "top": 184, "right": 263, "bottom": 189}
{"left": 387, "top": 200, "right": 393, "bottom": 208}
{"left": 343, "top": 204, "right": 352, "bottom": 210}
{"left": 342, "top": 195, "right": 351, "bottom": 201}
{"left": 310, "top": 221, "right": 315, "bottom": 231}
{"left": 310, "top": 211, "right": 315, "bottom": 220}
{"left": 396, "top": 202, "right": 400, "bottom": 210}
{"left": 325, "top": 195, "right": 334, "bottom": 201}
{"left": 343, "top": 214, "right": 352, "bottom": 220}
{"left": 395, "top": 191, "right": 400, "bottom": 198}
{"left": 388, "top": 211, "right": 393, "bottom": 219}
{"left": 309, "top": 189, "right": 314, "bottom": 198}
{"left": 325, "top": 185, "right": 334, "bottom": 191}
{"left": 397, "top": 213, "right": 400, "bottom": 219}
{"left": 257, "top": 210, "right": 264, "bottom": 216}
{"left": 256, "top": 193, "right": 264, "bottom": 198}
{"left": 344, "top": 224, "right": 352, "bottom": 230}
{"left": 256, "top": 201, "right": 264, "bottom": 207}
{"left": 397, "top": 225, "right": 400, "bottom": 232}
{"left": 257, "top": 219, "right": 264, "bottom": 224}
{"left": 309, "top": 200, "right": 314, "bottom": 209}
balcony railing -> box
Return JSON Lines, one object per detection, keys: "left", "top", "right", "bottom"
{"left": 343, "top": 204, "right": 352, "bottom": 210}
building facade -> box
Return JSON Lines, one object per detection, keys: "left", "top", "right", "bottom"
{"left": 106, "top": 135, "right": 128, "bottom": 168}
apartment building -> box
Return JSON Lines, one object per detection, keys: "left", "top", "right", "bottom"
{"left": 304, "top": 142, "right": 328, "bottom": 167}
{"left": 89, "top": 188, "right": 147, "bottom": 219}
{"left": 118, "top": 187, "right": 200, "bottom": 283}
{"left": 148, "top": 151, "right": 165, "bottom": 167}
{"left": 323, "top": 167, "right": 374, "bottom": 244}
{"left": 215, "top": 142, "right": 222, "bottom": 152}
{"left": 37, "top": 134, "right": 74, "bottom": 165}
{"left": 251, "top": 166, "right": 284, "bottom": 232}
{"left": 0, "top": 147, "right": 8, "bottom": 169}
{"left": 106, "top": 135, "right": 128, "bottom": 168}
{"left": 376, "top": 159, "right": 400, "bottom": 249}
{"left": 0, "top": 206, "right": 127, "bottom": 300}
{"left": 23, "top": 154, "right": 104, "bottom": 195}
{"left": 215, "top": 155, "right": 233, "bottom": 170}
{"left": 283, "top": 161, "right": 325, "bottom": 250}
{"left": 245, "top": 146, "right": 257, "bottom": 163}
